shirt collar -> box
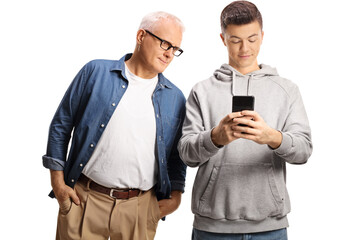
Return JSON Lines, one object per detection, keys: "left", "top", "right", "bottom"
{"left": 110, "top": 53, "right": 173, "bottom": 89}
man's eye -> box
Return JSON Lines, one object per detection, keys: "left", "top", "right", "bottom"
{"left": 162, "top": 41, "right": 171, "bottom": 49}
{"left": 248, "top": 38, "right": 257, "bottom": 43}
{"left": 230, "top": 40, "right": 241, "bottom": 44}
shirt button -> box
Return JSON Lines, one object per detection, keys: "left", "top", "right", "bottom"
{"left": 90, "top": 144, "right": 94, "bottom": 148}
{"left": 163, "top": 180, "right": 166, "bottom": 185}
{"left": 159, "top": 136, "right": 162, "bottom": 141}
{"left": 112, "top": 103, "right": 116, "bottom": 106}
{"left": 100, "top": 124, "right": 105, "bottom": 128}
{"left": 71, "top": 179, "right": 74, "bottom": 183}
{"left": 80, "top": 163, "right": 83, "bottom": 167}
{"left": 156, "top": 114, "right": 159, "bottom": 118}
{"left": 122, "top": 85, "right": 126, "bottom": 88}
{"left": 161, "top": 158, "right": 164, "bottom": 164}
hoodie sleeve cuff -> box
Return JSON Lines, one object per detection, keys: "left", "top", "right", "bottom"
{"left": 273, "top": 132, "right": 293, "bottom": 156}
{"left": 203, "top": 129, "right": 223, "bottom": 154}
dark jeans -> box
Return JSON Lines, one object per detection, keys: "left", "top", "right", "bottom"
{"left": 192, "top": 228, "right": 287, "bottom": 240}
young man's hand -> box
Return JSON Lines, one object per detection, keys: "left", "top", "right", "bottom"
{"left": 211, "top": 112, "right": 253, "bottom": 147}
{"left": 231, "top": 110, "right": 282, "bottom": 149}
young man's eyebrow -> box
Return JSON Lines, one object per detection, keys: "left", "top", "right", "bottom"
{"left": 229, "top": 33, "right": 259, "bottom": 39}
{"left": 248, "top": 33, "right": 258, "bottom": 38}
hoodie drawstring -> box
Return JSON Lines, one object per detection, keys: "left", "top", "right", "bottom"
{"left": 231, "top": 71, "right": 237, "bottom": 96}
{"left": 232, "top": 71, "right": 252, "bottom": 96}
{"left": 247, "top": 75, "right": 252, "bottom": 96}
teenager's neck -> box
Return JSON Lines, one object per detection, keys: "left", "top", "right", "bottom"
{"left": 230, "top": 62, "right": 260, "bottom": 75}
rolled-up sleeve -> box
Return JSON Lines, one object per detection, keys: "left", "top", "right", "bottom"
{"left": 43, "top": 64, "right": 88, "bottom": 170}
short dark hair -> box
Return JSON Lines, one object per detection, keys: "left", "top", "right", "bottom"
{"left": 220, "top": 1, "right": 263, "bottom": 34}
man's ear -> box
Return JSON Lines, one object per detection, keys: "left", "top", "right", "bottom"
{"left": 136, "top": 29, "right": 146, "bottom": 45}
{"left": 220, "top": 33, "right": 227, "bottom": 46}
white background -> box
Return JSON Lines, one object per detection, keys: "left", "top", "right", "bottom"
{"left": 1, "top": 0, "right": 359, "bottom": 239}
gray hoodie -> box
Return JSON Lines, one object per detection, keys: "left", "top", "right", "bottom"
{"left": 178, "top": 63, "right": 312, "bottom": 233}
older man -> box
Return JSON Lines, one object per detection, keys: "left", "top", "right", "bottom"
{"left": 43, "top": 11, "right": 186, "bottom": 240}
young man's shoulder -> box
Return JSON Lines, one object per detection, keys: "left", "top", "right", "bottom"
{"left": 260, "top": 64, "right": 299, "bottom": 96}
{"left": 191, "top": 75, "right": 218, "bottom": 92}
{"left": 267, "top": 74, "right": 300, "bottom": 97}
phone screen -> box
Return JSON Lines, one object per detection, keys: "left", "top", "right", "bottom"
{"left": 232, "top": 96, "right": 255, "bottom": 127}
{"left": 232, "top": 96, "right": 255, "bottom": 112}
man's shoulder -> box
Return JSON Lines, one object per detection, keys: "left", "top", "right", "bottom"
{"left": 191, "top": 75, "right": 217, "bottom": 93}
{"left": 74, "top": 59, "right": 124, "bottom": 86}
{"left": 160, "top": 75, "right": 185, "bottom": 97}
{"left": 267, "top": 74, "right": 299, "bottom": 96}
{"left": 259, "top": 64, "right": 299, "bottom": 95}
{"left": 84, "top": 59, "right": 119, "bottom": 70}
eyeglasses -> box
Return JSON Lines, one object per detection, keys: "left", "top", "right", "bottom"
{"left": 145, "top": 30, "right": 183, "bottom": 57}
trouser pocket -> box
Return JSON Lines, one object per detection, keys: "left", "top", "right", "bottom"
{"left": 198, "top": 163, "right": 285, "bottom": 221}
{"left": 56, "top": 183, "right": 87, "bottom": 240}
{"left": 148, "top": 190, "right": 161, "bottom": 224}
{"left": 59, "top": 198, "right": 72, "bottom": 216}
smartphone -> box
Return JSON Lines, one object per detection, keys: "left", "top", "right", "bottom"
{"left": 232, "top": 96, "right": 255, "bottom": 112}
{"left": 232, "top": 96, "right": 255, "bottom": 126}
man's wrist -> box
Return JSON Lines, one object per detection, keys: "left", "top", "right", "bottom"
{"left": 211, "top": 127, "right": 222, "bottom": 147}
{"left": 268, "top": 130, "right": 282, "bottom": 149}
{"left": 170, "top": 191, "right": 182, "bottom": 201}
{"left": 50, "top": 170, "right": 66, "bottom": 189}
{"left": 170, "top": 191, "right": 182, "bottom": 209}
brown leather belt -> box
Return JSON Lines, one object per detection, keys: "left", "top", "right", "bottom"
{"left": 78, "top": 174, "right": 141, "bottom": 199}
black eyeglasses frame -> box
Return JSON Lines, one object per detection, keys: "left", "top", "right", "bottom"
{"left": 145, "top": 30, "right": 183, "bottom": 57}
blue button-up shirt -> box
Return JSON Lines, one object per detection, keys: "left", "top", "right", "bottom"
{"left": 43, "top": 54, "right": 187, "bottom": 200}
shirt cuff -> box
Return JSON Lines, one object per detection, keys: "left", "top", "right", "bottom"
{"left": 171, "top": 180, "right": 185, "bottom": 193}
{"left": 42, "top": 155, "right": 65, "bottom": 171}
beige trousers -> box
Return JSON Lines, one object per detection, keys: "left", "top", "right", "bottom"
{"left": 56, "top": 180, "right": 161, "bottom": 240}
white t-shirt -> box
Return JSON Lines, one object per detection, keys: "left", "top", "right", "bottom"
{"left": 82, "top": 63, "right": 158, "bottom": 190}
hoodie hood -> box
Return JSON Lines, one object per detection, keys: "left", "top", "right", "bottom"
{"left": 213, "top": 64, "right": 279, "bottom": 95}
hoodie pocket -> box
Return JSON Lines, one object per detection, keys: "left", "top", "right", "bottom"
{"left": 198, "top": 163, "right": 284, "bottom": 221}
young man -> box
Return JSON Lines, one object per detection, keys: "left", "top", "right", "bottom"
{"left": 178, "top": 1, "right": 312, "bottom": 239}
{"left": 43, "top": 11, "right": 187, "bottom": 240}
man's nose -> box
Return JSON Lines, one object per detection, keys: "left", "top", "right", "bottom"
{"left": 163, "top": 49, "right": 172, "bottom": 58}
{"left": 240, "top": 41, "right": 249, "bottom": 51}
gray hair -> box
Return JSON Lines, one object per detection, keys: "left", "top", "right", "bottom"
{"left": 139, "top": 11, "right": 185, "bottom": 32}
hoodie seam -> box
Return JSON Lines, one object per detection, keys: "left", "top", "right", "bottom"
{"left": 266, "top": 76, "right": 292, "bottom": 99}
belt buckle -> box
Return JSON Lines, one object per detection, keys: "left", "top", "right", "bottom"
{"left": 109, "top": 189, "right": 129, "bottom": 199}
{"left": 109, "top": 189, "right": 117, "bottom": 198}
